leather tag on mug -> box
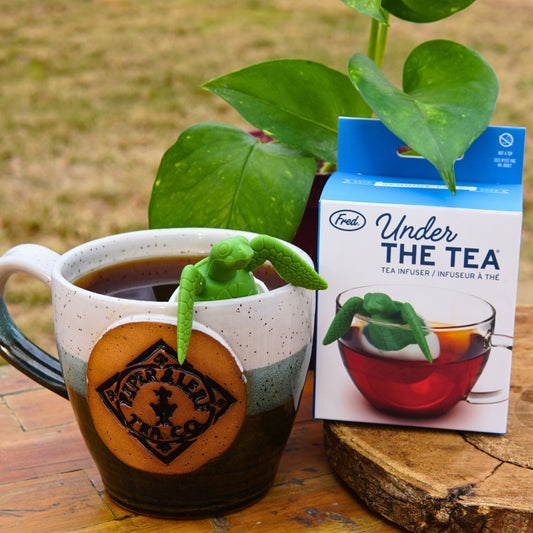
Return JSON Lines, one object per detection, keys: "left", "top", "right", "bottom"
{"left": 87, "top": 321, "right": 246, "bottom": 474}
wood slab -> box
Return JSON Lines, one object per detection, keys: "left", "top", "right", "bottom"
{"left": 324, "top": 305, "right": 533, "bottom": 533}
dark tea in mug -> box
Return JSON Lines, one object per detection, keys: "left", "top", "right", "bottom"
{"left": 75, "top": 255, "right": 286, "bottom": 300}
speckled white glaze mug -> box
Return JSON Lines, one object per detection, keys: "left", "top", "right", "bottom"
{"left": 0, "top": 228, "right": 315, "bottom": 517}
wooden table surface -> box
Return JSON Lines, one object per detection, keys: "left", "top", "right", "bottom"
{"left": 0, "top": 366, "right": 404, "bottom": 532}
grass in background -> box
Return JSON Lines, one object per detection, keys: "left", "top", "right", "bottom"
{"left": 1, "top": 0, "right": 532, "bottom": 358}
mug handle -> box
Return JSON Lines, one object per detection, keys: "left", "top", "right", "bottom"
{"left": 466, "top": 334, "right": 513, "bottom": 405}
{"left": 0, "top": 244, "right": 68, "bottom": 399}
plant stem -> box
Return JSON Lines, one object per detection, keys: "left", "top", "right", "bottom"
{"left": 319, "top": 161, "right": 336, "bottom": 173}
{"left": 366, "top": 12, "right": 390, "bottom": 68}
{"left": 359, "top": 12, "right": 390, "bottom": 119}
{"left": 367, "top": 18, "right": 379, "bottom": 62}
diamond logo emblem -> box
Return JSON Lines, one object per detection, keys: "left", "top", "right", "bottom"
{"left": 95, "top": 339, "right": 237, "bottom": 465}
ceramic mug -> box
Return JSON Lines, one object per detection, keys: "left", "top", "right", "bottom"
{"left": 334, "top": 284, "right": 512, "bottom": 418}
{"left": 0, "top": 228, "right": 315, "bottom": 517}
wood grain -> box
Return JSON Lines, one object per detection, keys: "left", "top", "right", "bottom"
{"left": 324, "top": 306, "right": 533, "bottom": 533}
{"left": 0, "top": 365, "right": 403, "bottom": 532}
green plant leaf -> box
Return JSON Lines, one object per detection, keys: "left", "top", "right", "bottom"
{"left": 348, "top": 39, "right": 499, "bottom": 193}
{"left": 203, "top": 59, "right": 369, "bottom": 164}
{"left": 382, "top": 0, "right": 476, "bottom": 23}
{"left": 340, "top": 0, "right": 389, "bottom": 24}
{"left": 149, "top": 122, "right": 317, "bottom": 242}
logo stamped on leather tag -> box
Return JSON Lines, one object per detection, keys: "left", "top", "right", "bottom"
{"left": 87, "top": 322, "right": 246, "bottom": 474}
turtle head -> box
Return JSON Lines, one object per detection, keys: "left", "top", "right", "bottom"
{"left": 207, "top": 235, "right": 253, "bottom": 280}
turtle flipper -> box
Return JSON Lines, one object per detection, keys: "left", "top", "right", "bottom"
{"left": 323, "top": 296, "right": 363, "bottom": 345}
{"left": 177, "top": 264, "right": 205, "bottom": 364}
{"left": 248, "top": 235, "right": 327, "bottom": 290}
{"left": 400, "top": 302, "right": 433, "bottom": 363}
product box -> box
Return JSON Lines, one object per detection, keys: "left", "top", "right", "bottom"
{"left": 315, "top": 117, "right": 525, "bottom": 433}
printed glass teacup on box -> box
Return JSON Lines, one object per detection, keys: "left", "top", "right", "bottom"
{"left": 0, "top": 228, "right": 319, "bottom": 517}
{"left": 330, "top": 284, "right": 511, "bottom": 418}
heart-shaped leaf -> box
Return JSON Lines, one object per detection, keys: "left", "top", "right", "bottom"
{"left": 382, "top": 0, "right": 476, "bottom": 23}
{"left": 149, "top": 122, "right": 317, "bottom": 242}
{"left": 348, "top": 39, "right": 499, "bottom": 192}
{"left": 340, "top": 0, "right": 389, "bottom": 24}
{"left": 203, "top": 59, "right": 369, "bottom": 164}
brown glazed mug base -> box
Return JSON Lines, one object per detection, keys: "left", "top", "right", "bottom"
{"left": 71, "top": 388, "right": 294, "bottom": 517}
{"left": 108, "top": 480, "right": 272, "bottom": 519}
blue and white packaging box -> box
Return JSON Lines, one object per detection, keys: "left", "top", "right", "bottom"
{"left": 315, "top": 117, "right": 525, "bottom": 433}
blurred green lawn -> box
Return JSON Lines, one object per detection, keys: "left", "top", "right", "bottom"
{"left": 1, "top": 0, "right": 532, "bottom": 358}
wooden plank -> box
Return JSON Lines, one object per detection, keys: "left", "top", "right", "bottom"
{"left": 0, "top": 398, "right": 22, "bottom": 434}
{"left": 0, "top": 371, "right": 93, "bottom": 484}
{"left": 79, "top": 425, "right": 401, "bottom": 532}
{"left": 0, "top": 362, "right": 404, "bottom": 532}
{"left": 277, "top": 419, "right": 332, "bottom": 481}
{"left": 0, "top": 471, "right": 114, "bottom": 533}
{"left": 0, "top": 424, "right": 92, "bottom": 484}
{"left": 79, "top": 469, "right": 400, "bottom": 533}
{"left": 0, "top": 365, "right": 40, "bottom": 395}
{"left": 3, "top": 388, "right": 74, "bottom": 431}
{"left": 209, "top": 471, "right": 401, "bottom": 532}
